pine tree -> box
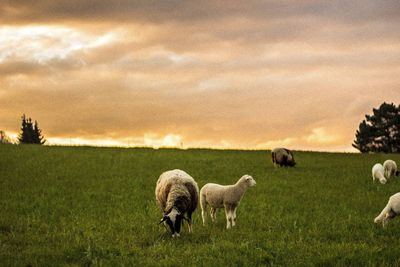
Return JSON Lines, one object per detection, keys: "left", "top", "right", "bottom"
{"left": 353, "top": 102, "right": 400, "bottom": 153}
{"left": 18, "top": 114, "right": 46, "bottom": 145}
{"left": 33, "top": 121, "right": 46, "bottom": 144}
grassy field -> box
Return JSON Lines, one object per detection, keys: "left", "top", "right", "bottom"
{"left": 1, "top": 145, "right": 400, "bottom": 266}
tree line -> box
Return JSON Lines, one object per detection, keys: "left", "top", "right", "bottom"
{"left": 1, "top": 105, "right": 400, "bottom": 153}
{"left": 0, "top": 114, "right": 46, "bottom": 145}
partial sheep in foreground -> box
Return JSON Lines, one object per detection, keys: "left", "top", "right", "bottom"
{"left": 155, "top": 169, "right": 199, "bottom": 237}
{"left": 200, "top": 175, "right": 256, "bottom": 229}
{"left": 271, "top": 147, "right": 296, "bottom": 167}
{"left": 383, "top": 159, "right": 398, "bottom": 179}
{"left": 372, "top": 163, "right": 387, "bottom": 184}
{"left": 374, "top": 192, "right": 400, "bottom": 227}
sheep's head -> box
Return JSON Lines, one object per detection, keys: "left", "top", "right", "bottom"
{"left": 243, "top": 175, "right": 256, "bottom": 187}
{"left": 287, "top": 159, "right": 296, "bottom": 166}
{"left": 159, "top": 208, "right": 186, "bottom": 237}
{"left": 286, "top": 154, "right": 296, "bottom": 166}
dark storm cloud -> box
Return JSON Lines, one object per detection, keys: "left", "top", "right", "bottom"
{"left": 2, "top": 0, "right": 400, "bottom": 25}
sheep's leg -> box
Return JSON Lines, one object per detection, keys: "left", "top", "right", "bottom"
{"left": 210, "top": 208, "right": 217, "bottom": 223}
{"left": 200, "top": 194, "right": 207, "bottom": 226}
{"left": 224, "top": 205, "right": 232, "bottom": 229}
{"left": 232, "top": 206, "right": 237, "bottom": 227}
{"left": 201, "top": 207, "right": 207, "bottom": 226}
{"left": 187, "top": 212, "right": 193, "bottom": 233}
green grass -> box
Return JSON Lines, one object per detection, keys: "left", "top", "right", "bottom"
{"left": 1, "top": 144, "right": 400, "bottom": 266}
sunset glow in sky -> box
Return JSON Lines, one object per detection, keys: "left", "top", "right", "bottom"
{"left": 1, "top": 1, "right": 400, "bottom": 151}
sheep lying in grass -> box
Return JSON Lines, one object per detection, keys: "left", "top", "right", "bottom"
{"left": 155, "top": 169, "right": 199, "bottom": 237}
{"left": 383, "top": 160, "right": 398, "bottom": 179}
{"left": 200, "top": 175, "right": 256, "bottom": 229}
{"left": 372, "top": 163, "right": 387, "bottom": 184}
{"left": 374, "top": 192, "right": 400, "bottom": 227}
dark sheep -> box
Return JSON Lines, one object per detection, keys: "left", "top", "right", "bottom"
{"left": 271, "top": 147, "right": 296, "bottom": 167}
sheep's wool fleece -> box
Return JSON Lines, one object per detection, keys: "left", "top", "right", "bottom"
{"left": 388, "top": 193, "right": 400, "bottom": 214}
{"left": 272, "top": 147, "right": 295, "bottom": 165}
{"left": 201, "top": 176, "right": 250, "bottom": 208}
{"left": 384, "top": 160, "right": 397, "bottom": 177}
{"left": 155, "top": 169, "right": 199, "bottom": 213}
{"left": 372, "top": 163, "right": 384, "bottom": 178}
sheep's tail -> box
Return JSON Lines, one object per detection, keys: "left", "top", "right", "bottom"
{"left": 374, "top": 202, "right": 391, "bottom": 225}
{"left": 200, "top": 189, "right": 207, "bottom": 225}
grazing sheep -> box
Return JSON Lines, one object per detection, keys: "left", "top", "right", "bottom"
{"left": 372, "top": 163, "right": 387, "bottom": 184}
{"left": 374, "top": 192, "right": 400, "bottom": 227}
{"left": 155, "top": 169, "right": 199, "bottom": 237}
{"left": 383, "top": 160, "right": 399, "bottom": 179}
{"left": 200, "top": 175, "right": 256, "bottom": 229}
{"left": 271, "top": 147, "right": 296, "bottom": 167}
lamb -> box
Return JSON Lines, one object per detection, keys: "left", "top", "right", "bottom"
{"left": 271, "top": 147, "right": 296, "bottom": 167}
{"left": 200, "top": 175, "right": 256, "bottom": 229}
{"left": 383, "top": 159, "right": 399, "bottom": 179}
{"left": 372, "top": 163, "right": 387, "bottom": 184}
{"left": 374, "top": 192, "right": 400, "bottom": 227}
{"left": 155, "top": 169, "right": 199, "bottom": 237}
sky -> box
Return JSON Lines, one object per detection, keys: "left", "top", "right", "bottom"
{"left": 1, "top": 0, "right": 400, "bottom": 151}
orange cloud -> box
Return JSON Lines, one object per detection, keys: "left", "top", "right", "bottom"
{"left": 1, "top": 1, "right": 400, "bottom": 152}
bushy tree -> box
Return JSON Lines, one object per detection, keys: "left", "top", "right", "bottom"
{"left": 18, "top": 114, "right": 46, "bottom": 145}
{"left": 352, "top": 102, "right": 400, "bottom": 153}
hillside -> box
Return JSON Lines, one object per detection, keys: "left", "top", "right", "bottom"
{"left": 1, "top": 145, "right": 400, "bottom": 266}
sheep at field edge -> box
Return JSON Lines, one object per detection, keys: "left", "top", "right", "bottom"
{"left": 383, "top": 159, "right": 399, "bottom": 179}
{"left": 200, "top": 175, "right": 256, "bottom": 229}
{"left": 155, "top": 169, "right": 199, "bottom": 237}
{"left": 271, "top": 147, "right": 296, "bottom": 167}
{"left": 372, "top": 163, "right": 387, "bottom": 184}
{"left": 374, "top": 192, "right": 400, "bottom": 227}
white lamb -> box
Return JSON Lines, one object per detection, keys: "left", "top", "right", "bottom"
{"left": 383, "top": 159, "right": 398, "bottom": 179}
{"left": 372, "top": 163, "right": 387, "bottom": 184}
{"left": 374, "top": 192, "right": 400, "bottom": 227}
{"left": 200, "top": 175, "right": 256, "bottom": 229}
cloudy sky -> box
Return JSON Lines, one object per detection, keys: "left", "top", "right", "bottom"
{"left": 1, "top": 0, "right": 400, "bottom": 151}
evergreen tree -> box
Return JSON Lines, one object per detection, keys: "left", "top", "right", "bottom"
{"left": 33, "top": 121, "right": 46, "bottom": 144}
{"left": 18, "top": 114, "right": 46, "bottom": 145}
{"left": 352, "top": 102, "right": 400, "bottom": 153}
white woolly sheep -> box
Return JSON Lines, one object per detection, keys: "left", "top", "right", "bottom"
{"left": 155, "top": 169, "right": 199, "bottom": 237}
{"left": 374, "top": 192, "right": 400, "bottom": 227}
{"left": 383, "top": 159, "right": 398, "bottom": 179}
{"left": 372, "top": 163, "right": 387, "bottom": 184}
{"left": 200, "top": 175, "right": 256, "bottom": 229}
{"left": 271, "top": 147, "right": 296, "bottom": 167}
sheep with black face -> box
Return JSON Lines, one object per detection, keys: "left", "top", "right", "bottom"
{"left": 155, "top": 169, "right": 199, "bottom": 237}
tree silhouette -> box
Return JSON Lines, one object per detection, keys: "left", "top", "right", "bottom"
{"left": 18, "top": 114, "right": 46, "bottom": 145}
{"left": 352, "top": 102, "right": 400, "bottom": 153}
